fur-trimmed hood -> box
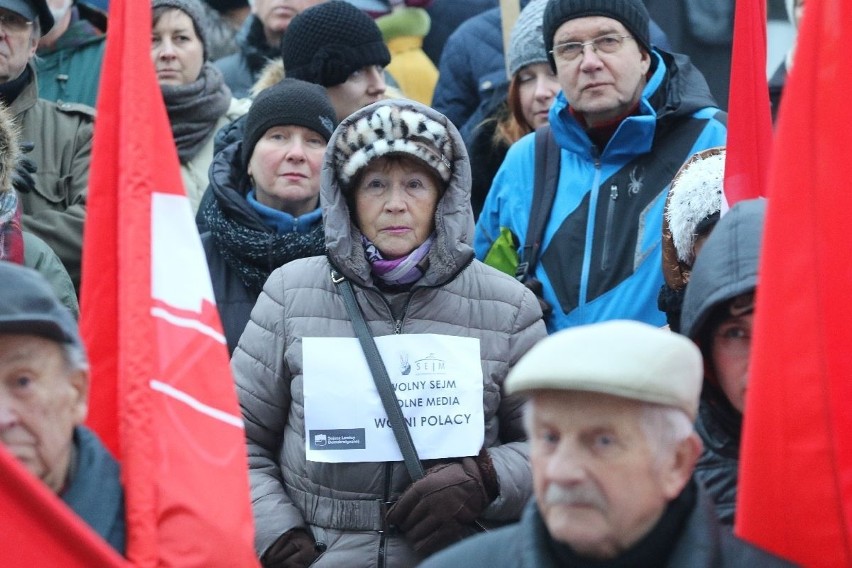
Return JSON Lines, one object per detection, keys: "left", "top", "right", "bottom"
{"left": 320, "top": 98, "right": 475, "bottom": 288}
{"left": 0, "top": 102, "right": 20, "bottom": 195}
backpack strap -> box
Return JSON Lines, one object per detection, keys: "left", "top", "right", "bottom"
{"left": 515, "top": 125, "right": 560, "bottom": 281}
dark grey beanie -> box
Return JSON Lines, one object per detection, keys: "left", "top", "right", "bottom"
{"left": 508, "top": 0, "right": 549, "bottom": 78}
{"left": 152, "top": 0, "right": 210, "bottom": 60}
{"left": 543, "top": 0, "right": 651, "bottom": 70}
{"left": 281, "top": 1, "right": 391, "bottom": 88}
{"left": 242, "top": 78, "right": 339, "bottom": 165}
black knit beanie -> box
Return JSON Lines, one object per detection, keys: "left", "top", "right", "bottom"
{"left": 152, "top": 0, "right": 210, "bottom": 60}
{"left": 202, "top": 0, "right": 247, "bottom": 12}
{"left": 281, "top": 0, "right": 391, "bottom": 87}
{"left": 543, "top": 0, "right": 651, "bottom": 70}
{"left": 241, "top": 78, "right": 339, "bottom": 165}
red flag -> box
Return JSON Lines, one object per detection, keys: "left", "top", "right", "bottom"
{"left": 79, "top": 0, "right": 259, "bottom": 565}
{"left": 0, "top": 446, "right": 128, "bottom": 566}
{"left": 722, "top": 0, "right": 773, "bottom": 210}
{"left": 736, "top": 0, "right": 852, "bottom": 564}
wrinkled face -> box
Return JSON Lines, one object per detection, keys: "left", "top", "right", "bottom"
{"left": 151, "top": 9, "right": 204, "bottom": 86}
{"left": 253, "top": 0, "right": 326, "bottom": 45}
{"left": 710, "top": 311, "right": 753, "bottom": 413}
{"left": 0, "top": 8, "right": 38, "bottom": 84}
{"left": 516, "top": 62, "right": 560, "bottom": 129}
{"left": 552, "top": 16, "right": 650, "bottom": 128}
{"left": 354, "top": 156, "right": 442, "bottom": 259}
{"left": 529, "top": 391, "right": 685, "bottom": 560}
{"left": 0, "top": 335, "right": 88, "bottom": 493}
{"left": 326, "top": 65, "right": 387, "bottom": 121}
{"left": 248, "top": 125, "right": 326, "bottom": 216}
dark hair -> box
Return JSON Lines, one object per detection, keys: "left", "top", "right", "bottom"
{"left": 492, "top": 73, "right": 537, "bottom": 149}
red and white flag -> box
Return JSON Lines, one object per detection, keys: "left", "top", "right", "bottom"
{"left": 722, "top": 0, "right": 773, "bottom": 211}
{"left": 79, "top": 0, "right": 259, "bottom": 565}
{"left": 0, "top": 445, "right": 128, "bottom": 566}
{"left": 736, "top": 0, "right": 852, "bottom": 564}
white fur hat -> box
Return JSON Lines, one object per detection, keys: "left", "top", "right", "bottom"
{"left": 506, "top": 320, "right": 703, "bottom": 420}
{"left": 666, "top": 147, "right": 725, "bottom": 266}
{"left": 333, "top": 101, "right": 454, "bottom": 189}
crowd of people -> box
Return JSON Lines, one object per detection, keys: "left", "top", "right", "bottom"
{"left": 1, "top": 0, "right": 805, "bottom": 565}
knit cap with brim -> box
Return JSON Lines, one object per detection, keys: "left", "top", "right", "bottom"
{"left": 152, "top": 0, "right": 210, "bottom": 60}
{"left": 333, "top": 99, "right": 454, "bottom": 191}
{"left": 508, "top": 0, "right": 549, "bottom": 78}
{"left": 281, "top": 0, "right": 391, "bottom": 88}
{"left": 506, "top": 320, "right": 703, "bottom": 421}
{"left": 543, "top": 0, "right": 651, "bottom": 70}
{"left": 241, "top": 78, "right": 339, "bottom": 165}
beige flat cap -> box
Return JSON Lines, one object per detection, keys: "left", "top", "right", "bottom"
{"left": 506, "top": 320, "right": 703, "bottom": 420}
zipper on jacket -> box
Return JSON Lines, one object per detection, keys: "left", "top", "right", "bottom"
{"left": 578, "top": 158, "right": 603, "bottom": 307}
{"left": 601, "top": 184, "right": 618, "bottom": 271}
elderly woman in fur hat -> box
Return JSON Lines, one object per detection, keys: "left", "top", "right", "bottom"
{"left": 232, "top": 98, "right": 546, "bottom": 567}
{"left": 151, "top": 0, "right": 249, "bottom": 212}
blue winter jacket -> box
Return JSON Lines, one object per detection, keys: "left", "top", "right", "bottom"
{"left": 474, "top": 50, "right": 727, "bottom": 333}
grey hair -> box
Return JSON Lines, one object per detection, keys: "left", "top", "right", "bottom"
{"left": 639, "top": 403, "right": 696, "bottom": 467}
{"left": 521, "top": 397, "right": 696, "bottom": 464}
{"left": 62, "top": 342, "right": 90, "bottom": 374}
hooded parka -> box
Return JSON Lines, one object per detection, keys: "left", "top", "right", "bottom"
{"left": 232, "top": 99, "right": 546, "bottom": 567}
{"left": 680, "top": 198, "right": 767, "bottom": 525}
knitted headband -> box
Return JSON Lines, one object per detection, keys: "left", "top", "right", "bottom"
{"left": 543, "top": 0, "right": 651, "bottom": 70}
{"left": 242, "top": 78, "right": 339, "bottom": 165}
{"left": 333, "top": 101, "right": 454, "bottom": 190}
{"left": 282, "top": 1, "right": 391, "bottom": 88}
{"left": 152, "top": 0, "right": 209, "bottom": 59}
{"left": 508, "top": 0, "right": 549, "bottom": 78}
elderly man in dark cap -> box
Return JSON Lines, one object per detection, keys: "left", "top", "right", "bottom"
{"left": 1, "top": 0, "right": 94, "bottom": 293}
{"left": 475, "top": 0, "right": 727, "bottom": 334}
{"left": 422, "top": 320, "right": 794, "bottom": 567}
{"left": 0, "top": 261, "right": 125, "bottom": 554}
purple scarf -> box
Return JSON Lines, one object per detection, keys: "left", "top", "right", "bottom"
{"left": 362, "top": 234, "right": 433, "bottom": 286}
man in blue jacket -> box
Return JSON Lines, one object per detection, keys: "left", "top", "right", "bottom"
{"left": 475, "top": 0, "right": 727, "bottom": 333}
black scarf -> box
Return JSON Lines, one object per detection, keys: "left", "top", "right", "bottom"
{"left": 205, "top": 199, "right": 326, "bottom": 295}
{"left": 0, "top": 66, "right": 31, "bottom": 106}
{"left": 546, "top": 480, "right": 697, "bottom": 567}
{"left": 161, "top": 62, "right": 231, "bottom": 163}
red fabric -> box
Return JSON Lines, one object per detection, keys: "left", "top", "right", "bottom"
{"left": 0, "top": 192, "right": 25, "bottom": 264}
{"left": 0, "top": 445, "right": 128, "bottom": 566}
{"left": 722, "top": 0, "right": 772, "bottom": 210}
{"left": 80, "top": 0, "right": 260, "bottom": 565}
{"left": 735, "top": 0, "right": 852, "bottom": 564}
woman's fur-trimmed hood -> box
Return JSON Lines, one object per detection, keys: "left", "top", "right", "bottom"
{"left": 0, "top": 102, "right": 20, "bottom": 195}
{"left": 320, "top": 98, "right": 475, "bottom": 287}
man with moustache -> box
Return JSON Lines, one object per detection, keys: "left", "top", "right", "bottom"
{"left": 421, "top": 320, "right": 793, "bottom": 567}
{"left": 214, "top": 0, "right": 327, "bottom": 97}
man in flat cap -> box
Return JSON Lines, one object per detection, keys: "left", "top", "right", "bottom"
{"left": 0, "top": 0, "right": 94, "bottom": 293}
{"left": 422, "top": 320, "right": 793, "bottom": 567}
{"left": 0, "top": 261, "right": 125, "bottom": 554}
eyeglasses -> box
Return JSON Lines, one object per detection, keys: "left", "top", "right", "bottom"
{"left": 550, "top": 34, "right": 634, "bottom": 63}
{"left": 0, "top": 10, "right": 34, "bottom": 33}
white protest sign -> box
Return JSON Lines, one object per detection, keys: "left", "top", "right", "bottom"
{"left": 303, "top": 334, "right": 484, "bottom": 463}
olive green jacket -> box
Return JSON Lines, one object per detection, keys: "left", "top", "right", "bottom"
{"left": 11, "top": 64, "right": 94, "bottom": 291}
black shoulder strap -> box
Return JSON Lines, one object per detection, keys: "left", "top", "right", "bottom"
{"left": 331, "top": 270, "right": 425, "bottom": 482}
{"left": 516, "top": 125, "right": 560, "bottom": 281}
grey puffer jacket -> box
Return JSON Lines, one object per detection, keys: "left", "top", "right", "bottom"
{"left": 232, "top": 100, "right": 546, "bottom": 567}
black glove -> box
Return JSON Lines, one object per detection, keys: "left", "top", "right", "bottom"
{"left": 386, "top": 455, "right": 497, "bottom": 556}
{"left": 12, "top": 142, "right": 38, "bottom": 195}
{"left": 524, "top": 277, "right": 552, "bottom": 319}
{"left": 260, "top": 529, "right": 321, "bottom": 568}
